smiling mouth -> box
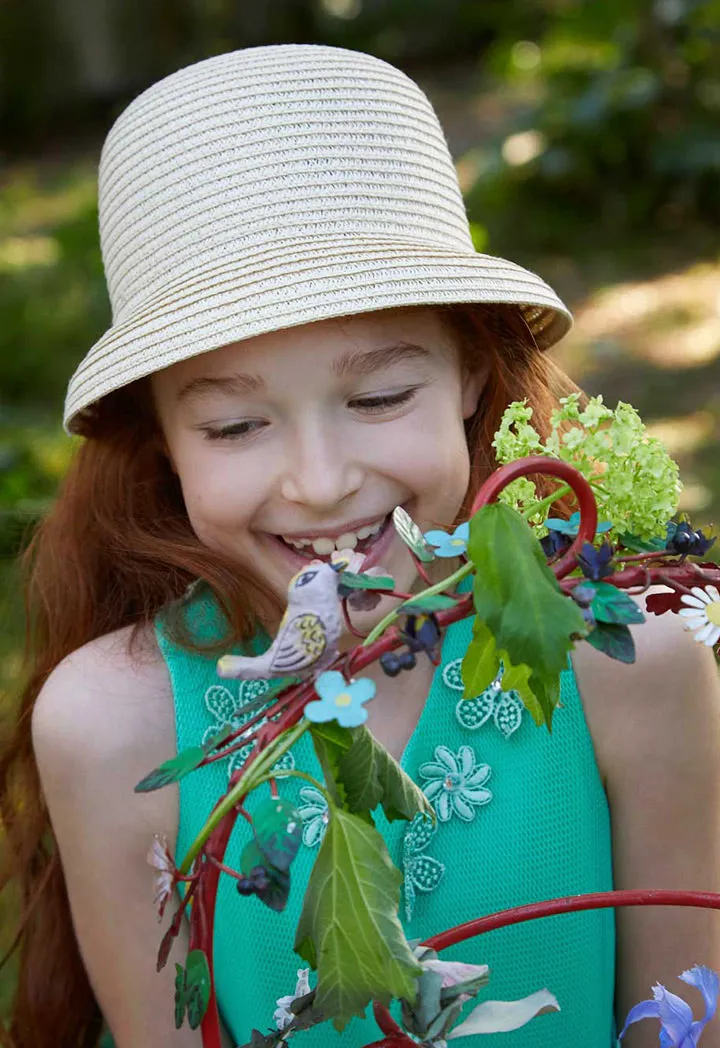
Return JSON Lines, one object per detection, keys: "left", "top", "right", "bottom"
{"left": 274, "top": 514, "right": 392, "bottom": 561}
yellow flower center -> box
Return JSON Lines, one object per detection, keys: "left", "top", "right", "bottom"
{"left": 334, "top": 692, "right": 353, "bottom": 707}
{"left": 705, "top": 600, "right": 720, "bottom": 627}
{"left": 451, "top": 538, "right": 465, "bottom": 546}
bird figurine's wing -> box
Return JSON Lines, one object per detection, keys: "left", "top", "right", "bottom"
{"left": 267, "top": 612, "right": 329, "bottom": 674}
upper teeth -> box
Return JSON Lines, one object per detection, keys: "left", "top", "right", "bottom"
{"left": 282, "top": 518, "right": 385, "bottom": 555}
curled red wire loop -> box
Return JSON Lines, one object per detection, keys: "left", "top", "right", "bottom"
{"left": 470, "top": 456, "right": 598, "bottom": 579}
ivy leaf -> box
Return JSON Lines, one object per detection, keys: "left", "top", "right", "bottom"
{"left": 135, "top": 745, "right": 207, "bottom": 794}
{"left": 338, "top": 571, "right": 395, "bottom": 591}
{"left": 618, "top": 532, "right": 667, "bottom": 554}
{"left": 468, "top": 504, "right": 585, "bottom": 727}
{"left": 462, "top": 620, "right": 549, "bottom": 729}
{"left": 393, "top": 506, "right": 435, "bottom": 563}
{"left": 201, "top": 724, "right": 233, "bottom": 754}
{"left": 400, "top": 595, "right": 456, "bottom": 614}
{"left": 585, "top": 622, "right": 636, "bottom": 663}
{"left": 295, "top": 808, "right": 421, "bottom": 1029}
{"left": 253, "top": 797, "right": 302, "bottom": 872}
{"left": 585, "top": 581, "right": 645, "bottom": 626}
{"left": 239, "top": 840, "right": 292, "bottom": 912}
{"left": 174, "top": 963, "right": 186, "bottom": 1029}
{"left": 184, "top": 949, "right": 211, "bottom": 1029}
{"left": 337, "top": 726, "right": 433, "bottom": 822}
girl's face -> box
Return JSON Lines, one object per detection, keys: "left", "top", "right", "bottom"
{"left": 152, "top": 309, "right": 484, "bottom": 630}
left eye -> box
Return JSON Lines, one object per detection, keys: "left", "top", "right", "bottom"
{"left": 349, "top": 388, "right": 419, "bottom": 414}
{"left": 201, "top": 420, "right": 267, "bottom": 441}
{"left": 296, "top": 570, "right": 318, "bottom": 587}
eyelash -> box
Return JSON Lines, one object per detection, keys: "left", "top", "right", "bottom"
{"left": 201, "top": 388, "right": 420, "bottom": 441}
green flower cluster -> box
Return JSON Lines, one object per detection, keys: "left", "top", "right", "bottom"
{"left": 492, "top": 394, "right": 682, "bottom": 539}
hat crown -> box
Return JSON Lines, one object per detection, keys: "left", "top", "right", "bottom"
{"left": 99, "top": 45, "right": 473, "bottom": 323}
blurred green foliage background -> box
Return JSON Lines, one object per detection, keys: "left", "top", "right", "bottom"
{"left": 0, "top": 0, "right": 719, "bottom": 987}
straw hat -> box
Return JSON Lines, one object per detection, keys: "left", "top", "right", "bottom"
{"left": 64, "top": 44, "right": 572, "bottom": 434}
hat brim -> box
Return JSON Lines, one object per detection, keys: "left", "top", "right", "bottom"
{"left": 64, "top": 236, "right": 572, "bottom": 433}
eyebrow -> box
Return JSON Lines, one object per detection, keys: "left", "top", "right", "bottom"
{"left": 176, "top": 341, "right": 432, "bottom": 402}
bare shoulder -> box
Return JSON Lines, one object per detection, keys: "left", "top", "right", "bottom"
{"left": 32, "top": 622, "right": 174, "bottom": 775}
{"left": 572, "top": 595, "right": 720, "bottom": 784}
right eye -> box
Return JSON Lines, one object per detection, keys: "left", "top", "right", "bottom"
{"left": 201, "top": 420, "right": 267, "bottom": 442}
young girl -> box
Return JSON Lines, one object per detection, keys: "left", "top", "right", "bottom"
{"left": 2, "top": 44, "right": 720, "bottom": 1048}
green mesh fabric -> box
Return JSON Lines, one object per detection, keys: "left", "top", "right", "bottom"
{"left": 157, "top": 590, "right": 615, "bottom": 1046}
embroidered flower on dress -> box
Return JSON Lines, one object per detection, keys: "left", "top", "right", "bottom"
{"left": 202, "top": 681, "right": 295, "bottom": 780}
{"left": 443, "top": 659, "right": 524, "bottom": 739}
{"left": 678, "top": 586, "right": 720, "bottom": 648}
{"left": 419, "top": 745, "right": 493, "bottom": 823}
{"left": 297, "top": 785, "right": 330, "bottom": 848}
{"left": 402, "top": 812, "right": 445, "bottom": 921}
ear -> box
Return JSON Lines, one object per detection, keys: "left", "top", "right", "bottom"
{"left": 461, "top": 362, "right": 490, "bottom": 420}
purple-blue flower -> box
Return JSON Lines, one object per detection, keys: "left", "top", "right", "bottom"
{"left": 620, "top": 965, "right": 720, "bottom": 1047}
{"left": 423, "top": 522, "right": 470, "bottom": 558}
{"left": 304, "top": 671, "right": 376, "bottom": 728}
{"left": 544, "top": 511, "right": 613, "bottom": 537}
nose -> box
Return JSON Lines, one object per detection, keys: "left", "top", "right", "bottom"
{"left": 280, "top": 415, "right": 364, "bottom": 510}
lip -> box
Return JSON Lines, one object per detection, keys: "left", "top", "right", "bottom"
{"left": 272, "top": 513, "right": 389, "bottom": 541}
{"left": 264, "top": 511, "right": 399, "bottom": 572}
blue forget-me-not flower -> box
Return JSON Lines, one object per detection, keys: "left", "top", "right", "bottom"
{"left": 304, "top": 671, "right": 376, "bottom": 728}
{"left": 423, "top": 521, "right": 470, "bottom": 558}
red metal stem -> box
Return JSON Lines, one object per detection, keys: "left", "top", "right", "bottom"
{"left": 424, "top": 888, "right": 720, "bottom": 952}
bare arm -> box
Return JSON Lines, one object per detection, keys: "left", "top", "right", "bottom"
{"left": 32, "top": 626, "right": 232, "bottom": 1048}
{"left": 574, "top": 605, "right": 720, "bottom": 1047}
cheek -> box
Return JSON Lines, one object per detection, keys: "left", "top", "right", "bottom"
{"left": 391, "top": 403, "right": 470, "bottom": 502}
{"left": 173, "top": 449, "right": 264, "bottom": 544}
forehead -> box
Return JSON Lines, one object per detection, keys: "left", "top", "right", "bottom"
{"left": 153, "top": 308, "right": 458, "bottom": 393}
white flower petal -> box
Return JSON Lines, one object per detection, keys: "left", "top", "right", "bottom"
{"left": 458, "top": 745, "right": 476, "bottom": 778}
{"left": 695, "top": 622, "right": 717, "bottom": 644}
{"left": 702, "top": 625, "right": 720, "bottom": 647}
{"left": 447, "top": 988, "right": 560, "bottom": 1038}
{"left": 678, "top": 607, "right": 708, "bottom": 620}
{"left": 680, "top": 594, "right": 708, "bottom": 610}
{"left": 422, "top": 959, "right": 489, "bottom": 988}
{"left": 691, "top": 587, "right": 713, "bottom": 604}
{"left": 706, "top": 586, "right": 720, "bottom": 603}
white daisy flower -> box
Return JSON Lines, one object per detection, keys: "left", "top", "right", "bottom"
{"left": 679, "top": 586, "right": 720, "bottom": 647}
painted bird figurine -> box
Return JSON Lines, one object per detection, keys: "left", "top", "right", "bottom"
{"left": 216, "top": 561, "right": 343, "bottom": 681}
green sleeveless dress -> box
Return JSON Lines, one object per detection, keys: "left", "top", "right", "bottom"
{"left": 156, "top": 589, "right": 616, "bottom": 1047}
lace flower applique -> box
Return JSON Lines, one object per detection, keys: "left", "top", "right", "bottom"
{"left": 443, "top": 658, "right": 524, "bottom": 739}
{"left": 297, "top": 785, "right": 330, "bottom": 848}
{"left": 202, "top": 681, "right": 295, "bottom": 780}
{"left": 419, "top": 744, "right": 492, "bottom": 823}
{"left": 402, "top": 812, "right": 445, "bottom": 921}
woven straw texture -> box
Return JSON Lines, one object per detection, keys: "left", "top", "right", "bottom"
{"left": 64, "top": 44, "right": 572, "bottom": 433}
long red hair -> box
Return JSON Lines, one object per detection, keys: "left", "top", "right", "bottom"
{"left": 0, "top": 304, "right": 576, "bottom": 1047}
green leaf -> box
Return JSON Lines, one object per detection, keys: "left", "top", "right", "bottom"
{"left": 468, "top": 504, "right": 585, "bottom": 727}
{"left": 586, "top": 581, "right": 645, "bottom": 626}
{"left": 201, "top": 724, "right": 233, "bottom": 754}
{"left": 393, "top": 506, "right": 435, "bottom": 562}
{"left": 339, "top": 571, "right": 395, "bottom": 590}
{"left": 400, "top": 594, "right": 456, "bottom": 614}
{"left": 295, "top": 808, "right": 421, "bottom": 1029}
{"left": 135, "top": 745, "right": 207, "bottom": 793}
{"left": 174, "top": 963, "right": 186, "bottom": 1029}
{"left": 461, "top": 620, "right": 546, "bottom": 728}
{"left": 618, "top": 532, "right": 667, "bottom": 553}
{"left": 253, "top": 797, "right": 302, "bottom": 872}
{"left": 337, "top": 726, "right": 433, "bottom": 823}
{"left": 586, "top": 622, "right": 636, "bottom": 663}
{"left": 184, "top": 949, "right": 211, "bottom": 1030}
{"left": 310, "top": 722, "right": 354, "bottom": 808}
